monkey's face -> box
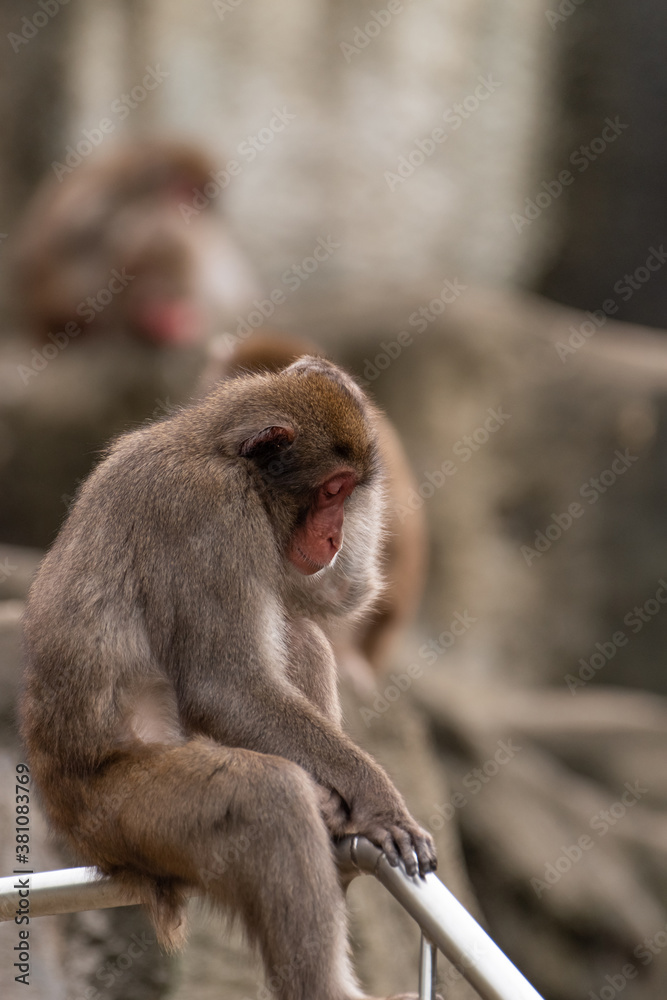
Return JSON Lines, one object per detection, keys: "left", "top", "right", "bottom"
{"left": 285, "top": 469, "right": 358, "bottom": 574}
{"left": 231, "top": 359, "right": 382, "bottom": 578}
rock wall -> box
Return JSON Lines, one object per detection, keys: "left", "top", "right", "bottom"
{"left": 0, "top": 0, "right": 557, "bottom": 327}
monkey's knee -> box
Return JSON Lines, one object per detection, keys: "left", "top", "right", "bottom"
{"left": 246, "top": 758, "right": 332, "bottom": 860}
{"left": 266, "top": 759, "right": 331, "bottom": 843}
{"left": 201, "top": 758, "right": 335, "bottom": 898}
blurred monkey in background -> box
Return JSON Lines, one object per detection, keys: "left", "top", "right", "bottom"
{"left": 11, "top": 139, "right": 257, "bottom": 347}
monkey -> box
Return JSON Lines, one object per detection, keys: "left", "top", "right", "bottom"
{"left": 11, "top": 139, "right": 257, "bottom": 346}
{"left": 199, "top": 329, "right": 325, "bottom": 395}
{"left": 200, "top": 331, "right": 428, "bottom": 684}
{"left": 20, "top": 356, "right": 436, "bottom": 1000}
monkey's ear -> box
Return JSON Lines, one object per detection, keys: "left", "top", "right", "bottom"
{"left": 239, "top": 425, "right": 295, "bottom": 459}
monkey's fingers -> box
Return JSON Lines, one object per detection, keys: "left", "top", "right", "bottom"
{"left": 364, "top": 824, "right": 403, "bottom": 870}
{"left": 414, "top": 835, "right": 438, "bottom": 876}
{"left": 412, "top": 825, "right": 438, "bottom": 876}
{"left": 390, "top": 824, "right": 421, "bottom": 877}
{"left": 397, "top": 822, "right": 438, "bottom": 877}
{"left": 372, "top": 825, "right": 421, "bottom": 877}
{"left": 362, "top": 823, "right": 437, "bottom": 877}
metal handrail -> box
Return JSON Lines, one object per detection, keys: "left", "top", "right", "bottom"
{"left": 0, "top": 837, "right": 545, "bottom": 1000}
{"left": 335, "top": 836, "right": 545, "bottom": 1000}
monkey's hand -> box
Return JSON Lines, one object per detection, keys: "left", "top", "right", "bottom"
{"left": 350, "top": 791, "right": 437, "bottom": 878}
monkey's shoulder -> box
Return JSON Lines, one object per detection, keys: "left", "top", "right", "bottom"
{"left": 70, "top": 424, "right": 266, "bottom": 532}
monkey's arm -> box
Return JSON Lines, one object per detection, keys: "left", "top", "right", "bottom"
{"left": 179, "top": 665, "right": 436, "bottom": 876}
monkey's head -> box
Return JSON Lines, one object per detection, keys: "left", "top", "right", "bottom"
{"left": 206, "top": 356, "right": 384, "bottom": 581}
{"left": 12, "top": 139, "right": 257, "bottom": 347}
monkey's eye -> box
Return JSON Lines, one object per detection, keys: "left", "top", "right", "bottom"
{"left": 333, "top": 443, "right": 353, "bottom": 463}
{"left": 320, "top": 472, "right": 357, "bottom": 502}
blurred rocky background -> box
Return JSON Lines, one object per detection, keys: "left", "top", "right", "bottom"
{"left": 2, "top": 2, "right": 667, "bottom": 999}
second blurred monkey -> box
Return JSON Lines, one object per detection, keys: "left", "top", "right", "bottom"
{"left": 12, "top": 140, "right": 257, "bottom": 347}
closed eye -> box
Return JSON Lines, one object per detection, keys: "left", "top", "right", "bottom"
{"left": 333, "top": 443, "right": 353, "bottom": 462}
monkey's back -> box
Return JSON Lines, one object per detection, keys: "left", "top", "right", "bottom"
{"left": 19, "top": 416, "right": 275, "bottom": 790}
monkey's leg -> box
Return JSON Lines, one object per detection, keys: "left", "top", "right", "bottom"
{"left": 68, "top": 738, "right": 365, "bottom": 1000}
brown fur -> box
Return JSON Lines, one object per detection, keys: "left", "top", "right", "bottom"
{"left": 201, "top": 332, "right": 428, "bottom": 679}
{"left": 12, "top": 139, "right": 256, "bottom": 345}
{"left": 20, "top": 358, "right": 436, "bottom": 1000}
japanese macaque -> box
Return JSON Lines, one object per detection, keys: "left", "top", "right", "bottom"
{"left": 12, "top": 140, "right": 257, "bottom": 346}
{"left": 20, "top": 357, "right": 436, "bottom": 1000}
{"left": 201, "top": 332, "right": 428, "bottom": 682}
